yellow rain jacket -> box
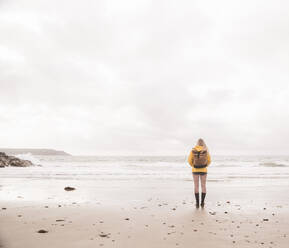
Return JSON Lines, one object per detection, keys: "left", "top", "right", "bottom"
{"left": 188, "top": 145, "right": 211, "bottom": 173}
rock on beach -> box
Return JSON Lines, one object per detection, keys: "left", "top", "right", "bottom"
{"left": 0, "top": 152, "right": 33, "bottom": 167}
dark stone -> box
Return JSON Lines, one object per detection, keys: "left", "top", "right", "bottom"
{"left": 64, "top": 187, "right": 76, "bottom": 191}
{"left": 99, "top": 233, "right": 110, "bottom": 238}
{"left": 37, "top": 229, "right": 48, "bottom": 233}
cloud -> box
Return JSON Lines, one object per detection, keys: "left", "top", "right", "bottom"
{"left": 0, "top": 0, "right": 288, "bottom": 155}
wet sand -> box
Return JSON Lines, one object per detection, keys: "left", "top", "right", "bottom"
{"left": 0, "top": 180, "right": 288, "bottom": 248}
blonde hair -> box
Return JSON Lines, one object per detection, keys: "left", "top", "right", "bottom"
{"left": 196, "top": 138, "right": 207, "bottom": 149}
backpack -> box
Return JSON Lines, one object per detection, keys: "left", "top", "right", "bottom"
{"left": 192, "top": 148, "right": 208, "bottom": 168}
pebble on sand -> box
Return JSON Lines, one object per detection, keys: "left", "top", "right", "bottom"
{"left": 99, "top": 233, "right": 111, "bottom": 238}
{"left": 37, "top": 229, "right": 48, "bottom": 233}
{"left": 64, "top": 186, "right": 76, "bottom": 191}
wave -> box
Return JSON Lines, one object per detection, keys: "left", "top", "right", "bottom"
{"left": 259, "top": 162, "right": 288, "bottom": 167}
{"left": 213, "top": 164, "right": 237, "bottom": 167}
{"left": 14, "top": 153, "right": 41, "bottom": 165}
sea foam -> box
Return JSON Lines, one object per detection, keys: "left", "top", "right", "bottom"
{"left": 14, "top": 153, "right": 41, "bottom": 165}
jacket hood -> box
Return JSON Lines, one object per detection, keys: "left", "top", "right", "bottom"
{"left": 193, "top": 145, "right": 206, "bottom": 151}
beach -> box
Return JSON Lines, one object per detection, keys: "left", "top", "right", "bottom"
{"left": 0, "top": 155, "right": 289, "bottom": 247}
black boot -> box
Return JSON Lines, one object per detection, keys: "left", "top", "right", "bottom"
{"left": 194, "top": 193, "right": 200, "bottom": 208}
{"left": 201, "top": 192, "right": 206, "bottom": 208}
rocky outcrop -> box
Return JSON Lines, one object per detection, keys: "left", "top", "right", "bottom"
{"left": 0, "top": 152, "right": 33, "bottom": 167}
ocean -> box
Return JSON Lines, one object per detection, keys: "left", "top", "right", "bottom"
{"left": 1, "top": 154, "right": 289, "bottom": 186}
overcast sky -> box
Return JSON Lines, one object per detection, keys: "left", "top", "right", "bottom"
{"left": 0, "top": 0, "right": 289, "bottom": 155}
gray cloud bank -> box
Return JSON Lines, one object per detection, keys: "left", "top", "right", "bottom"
{"left": 0, "top": 0, "right": 289, "bottom": 155}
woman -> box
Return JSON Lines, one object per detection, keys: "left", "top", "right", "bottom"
{"left": 188, "top": 138, "right": 211, "bottom": 208}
